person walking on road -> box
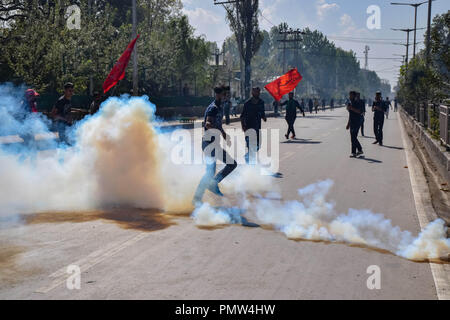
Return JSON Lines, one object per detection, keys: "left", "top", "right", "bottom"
{"left": 241, "top": 87, "right": 267, "bottom": 164}
{"left": 346, "top": 91, "right": 364, "bottom": 158}
{"left": 314, "top": 98, "right": 319, "bottom": 114}
{"left": 193, "top": 86, "right": 237, "bottom": 205}
{"left": 223, "top": 86, "right": 231, "bottom": 125}
{"left": 330, "top": 98, "right": 334, "bottom": 111}
{"left": 300, "top": 99, "right": 306, "bottom": 117}
{"left": 51, "top": 82, "right": 74, "bottom": 145}
{"left": 322, "top": 99, "right": 326, "bottom": 112}
{"left": 372, "top": 91, "right": 388, "bottom": 146}
{"left": 394, "top": 97, "right": 398, "bottom": 112}
{"left": 308, "top": 98, "right": 313, "bottom": 114}
{"left": 281, "top": 92, "right": 303, "bottom": 140}
{"left": 356, "top": 92, "right": 366, "bottom": 136}
{"left": 385, "top": 97, "right": 392, "bottom": 119}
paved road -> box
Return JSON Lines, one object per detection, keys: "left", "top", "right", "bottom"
{"left": 0, "top": 107, "right": 446, "bottom": 299}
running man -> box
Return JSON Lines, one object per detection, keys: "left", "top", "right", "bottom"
{"left": 281, "top": 92, "right": 303, "bottom": 140}
{"left": 241, "top": 87, "right": 267, "bottom": 164}
{"left": 193, "top": 86, "right": 237, "bottom": 205}
{"left": 346, "top": 91, "right": 364, "bottom": 158}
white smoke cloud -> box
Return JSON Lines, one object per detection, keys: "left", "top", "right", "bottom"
{"left": 0, "top": 85, "right": 448, "bottom": 262}
{"left": 194, "top": 177, "right": 450, "bottom": 261}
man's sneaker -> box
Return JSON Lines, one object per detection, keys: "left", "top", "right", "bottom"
{"left": 379, "top": 142, "right": 383, "bottom": 146}
{"left": 207, "top": 181, "right": 224, "bottom": 197}
{"left": 356, "top": 151, "right": 364, "bottom": 157}
{"left": 372, "top": 140, "right": 379, "bottom": 144}
{"left": 350, "top": 153, "right": 357, "bottom": 158}
{"left": 285, "top": 134, "right": 289, "bottom": 139}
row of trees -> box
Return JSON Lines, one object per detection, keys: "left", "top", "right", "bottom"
{"left": 222, "top": 25, "right": 391, "bottom": 101}
{"left": 1, "top": 0, "right": 391, "bottom": 102}
{"left": 395, "top": 11, "right": 449, "bottom": 138}
{"left": 0, "top": 0, "right": 213, "bottom": 96}
{"left": 396, "top": 11, "right": 449, "bottom": 109}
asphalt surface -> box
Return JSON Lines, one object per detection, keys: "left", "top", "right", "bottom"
{"left": 0, "top": 107, "right": 445, "bottom": 299}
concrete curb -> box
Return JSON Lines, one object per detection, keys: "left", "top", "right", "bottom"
{"left": 399, "top": 108, "right": 450, "bottom": 183}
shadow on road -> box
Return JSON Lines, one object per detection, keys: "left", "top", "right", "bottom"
{"left": 355, "top": 156, "right": 383, "bottom": 164}
{"left": 381, "top": 145, "right": 404, "bottom": 150}
{"left": 282, "top": 139, "right": 322, "bottom": 144}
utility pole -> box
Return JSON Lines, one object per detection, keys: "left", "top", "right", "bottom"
{"left": 278, "top": 26, "right": 305, "bottom": 73}
{"left": 88, "top": 0, "right": 94, "bottom": 96}
{"left": 132, "top": 0, "right": 138, "bottom": 96}
{"left": 392, "top": 28, "right": 424, "bottom": 64}
{"left": 363, "top": 45, "right": 370, "bottom": 69}
{"left": 391, "top": 1, "right": 432, "bottom": 58}
{"left": 214, "top": 0, "right": 243, "bottom": 96}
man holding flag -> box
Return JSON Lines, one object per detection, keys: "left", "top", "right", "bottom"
{"left": 265, "top": 68, "right": 303, "bottom": 140}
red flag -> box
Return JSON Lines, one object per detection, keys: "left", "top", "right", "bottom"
{"left": 103, "top": 35, "right": 140, "bottom": 94}
{"left": 264, "top": 68, "right": 303, "bottom": 102}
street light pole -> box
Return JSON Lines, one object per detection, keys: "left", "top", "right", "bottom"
{"left": 426, "top": 0, "right": 433, "bottom": 65}
{"left": 132, "top": 0, "right": 138, "bottom": 96}
{"left": 390, "top": 1, "right": 431, "bottom": 58}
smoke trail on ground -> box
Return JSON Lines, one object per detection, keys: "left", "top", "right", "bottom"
{"left": 193, "top": 177, "right": 450, "bottom": 261}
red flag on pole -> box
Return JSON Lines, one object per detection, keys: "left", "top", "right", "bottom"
{"left": 103, "top": 35, "right": 140, "bottom": 94}
{"left": 264, "top": 68, "right": 303, "bottom": 102}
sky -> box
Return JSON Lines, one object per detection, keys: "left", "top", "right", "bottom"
{"left": 181, "top": 0, "right": 449, "bottom": 90}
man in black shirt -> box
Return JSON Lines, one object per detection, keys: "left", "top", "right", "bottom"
{"left": 372, "top": 91, "right": 387, "bottom": 146}
{"left": 241, "top": 87, "right": 267, "bottom": 164}
{"left": 346, "top": 91, "right": 364, "bottom": 158}
{"left": 281, "top": 92, "right": 303, "bottom": 140}
{"left": 356, "top": 92, "right": 366, "bottom": 136}
{"left": 51, "top": 82, "right": 74, "bottom": 144}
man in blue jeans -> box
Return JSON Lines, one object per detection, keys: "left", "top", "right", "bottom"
{"left": 193, "top": 86, "right": 237, "bottom": 205}
{"left": 346, "top": 91, "right": 364, "bottom": 158}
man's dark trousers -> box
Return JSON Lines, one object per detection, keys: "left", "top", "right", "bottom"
{"left": 374, "top": 116, "right": 385, "bottom": 143}
{"left": 360, "top": 116, "right": 365, "bottom": 136}
{"left": 245, "top": 129, "right": 260, "bottom": 164}
{"left": 350, "top": 123, "right": 363, "bottom": 154}
{"left": 286, "top": 117, "right": 296, "bottom": 137}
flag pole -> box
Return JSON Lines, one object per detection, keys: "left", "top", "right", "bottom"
{"left": 132, "top": 0, "right": 138, "bottom": 96}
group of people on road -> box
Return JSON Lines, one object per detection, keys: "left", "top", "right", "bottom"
{"left": 16, "top": 83, "right": 105, "bottom": 146}
{"left": 346, "top": 90, "right": 396, "bottom": 158}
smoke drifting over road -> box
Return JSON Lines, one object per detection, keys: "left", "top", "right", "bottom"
{"left": 0, "top": 86, "right": 448, "bottom": 261}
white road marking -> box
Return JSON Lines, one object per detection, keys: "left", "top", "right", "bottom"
{"left": 35, "top": 232, "right": 149, "bottom": 294}
{"left": 398, "top": 111, "right": 450, "bottom": 300}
